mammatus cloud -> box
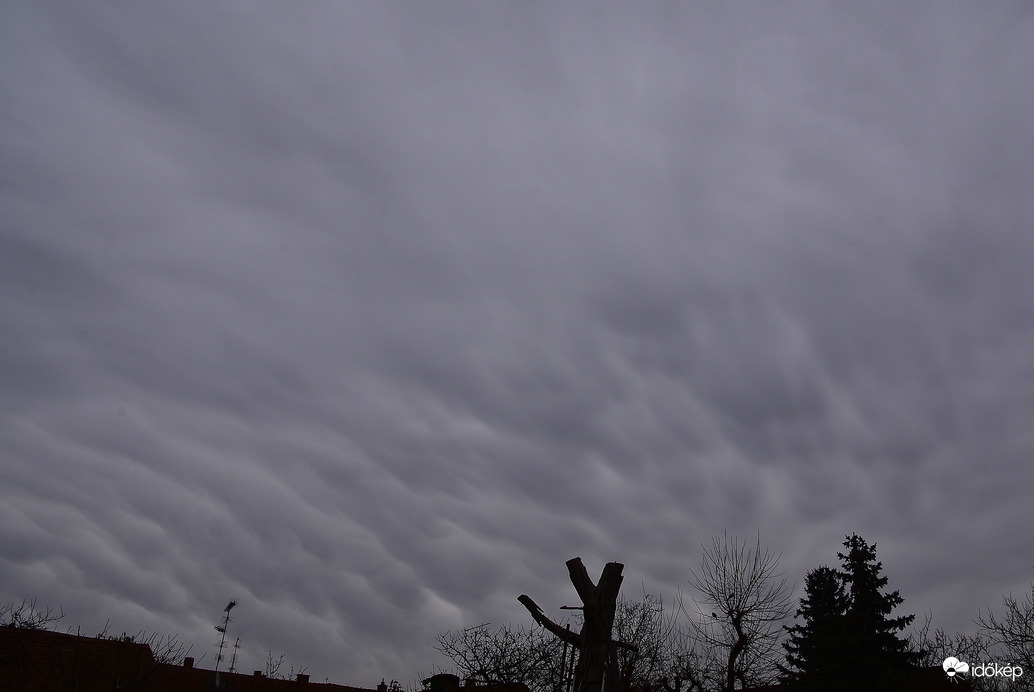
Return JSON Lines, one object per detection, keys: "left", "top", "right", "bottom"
{"left": 2, "top": 1, "right": 1033, "bottom": 682}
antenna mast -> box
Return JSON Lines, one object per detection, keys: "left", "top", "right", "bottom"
{"left": 229, "top": 636, "right": 241, "bottom": 673}
{"left": 214, "top": 600, "right": 238, "bottom": 681}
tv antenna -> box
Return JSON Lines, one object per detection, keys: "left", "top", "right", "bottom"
{"left": 214, "top": 600, "right": 238, "bottom": 682}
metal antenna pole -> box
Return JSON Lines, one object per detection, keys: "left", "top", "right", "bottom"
{"left": 214, "top": 600, "right": 237, "bottom": 685}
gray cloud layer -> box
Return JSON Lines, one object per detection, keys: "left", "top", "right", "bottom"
{"left": 3, "top": 1, "right": 1033, "bottom": 683}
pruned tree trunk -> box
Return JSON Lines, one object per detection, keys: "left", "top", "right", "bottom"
{"left": 519, "top": 558, "right": 626, "bottom": 692}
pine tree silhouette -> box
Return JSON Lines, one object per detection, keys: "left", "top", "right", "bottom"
{"left": 780, "top": 566, "right": 850, "bottom": 690}
{"left": 780, "top": 534, "right": 921, "bottom": 691}
{"left": 837, "top": 533, "right": 920, "bottom": 686}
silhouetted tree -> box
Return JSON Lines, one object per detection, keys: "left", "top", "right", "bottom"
{"left": 687, "top": 532, "right": 793, "bottom": 691}
{"left": 910, "top": 613, "right": 999, "bottom": 692}
{"left": 443, "top": 539, "right": 798, "bottom": 692}
{"left": 976, "top": 580, "right": 1034, "bottom": 691}
{"left": 95, "top": 621, "right": 188, "bottom": 666}
{"left": 613, "top": 594, "right": 673, "bottom": 692}
{"left": 0, "top": 598, "right": 65, "bottom": 630}
{"left": 613, "top": 592, "right": 720, "bottom": 692}
{"left": 520, "top": 558, "right": 627, "bottom": 692}
{"left": 780, "top": 534, "right": 920, "bottom": 691}
{"left": 435, "top": 622, "right": 566, "bottom": 691}
{"left": 838, "top": 534, "right": 921, "bottom": 683}
{"left": 439, "top": 595, "right": 706, "bottom": 692}
{"left": 780, "top": 566, "right": 850, "bottom": 690}
{"left": 262, "top": 648, "right": 309, "bottom": 680}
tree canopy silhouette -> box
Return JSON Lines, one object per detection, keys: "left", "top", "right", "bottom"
{"left": 780, "top": 566, "right": 850, "bottom": 689}
{"left": 780, "top": 534, "right": 921, "bottom": 691}
{"left": 688, "top": 532, "right": 792, "bottom": 691}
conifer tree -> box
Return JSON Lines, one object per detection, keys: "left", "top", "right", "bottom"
{"left": 780, "top": 534, "right": 921, "bottom": 691}
{"left": 780, "top": 566, "right": 850, "bottom": 690}
{"left": 837, "top": 533, "right": 921, "bottom": 684}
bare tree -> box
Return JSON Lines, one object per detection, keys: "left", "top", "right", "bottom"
{"left": 613, "top": 592, "right": 713, "bottom": 692}
{"left": 614, "top": 594, "right": 670, "bottom": 690}
{"left": 687, "top": 532, "right": 793, "bottom": 691}
{"left": 95, "top": 621, "right": 190, "bottom": 666}
{"left": 440, "top": 539, "right": 793, "bottom": 692}
{"left": 0, "top": 598, "right": 65, "bottom": 630}
{"left": 910, "top": 613, "right": 1006, "bottom": 692}
{"left": 435, "top": 622, "right": 567, "bottom": 692}
{"left": 977, "top": 581, "right": 1033, "bottom": 691}
{"left": 265, "top": 650, "right": 288, "bottom": 678}
{"left": 438, "top": 596, "right": 708, "bottom": 692}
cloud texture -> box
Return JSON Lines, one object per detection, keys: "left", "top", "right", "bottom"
{"left": 2, "top": 1, "right": 1033, "bottom": 682}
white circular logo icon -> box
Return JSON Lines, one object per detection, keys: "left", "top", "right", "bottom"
{"left": 943, "top": 656, "right": 970, "bottom": 677}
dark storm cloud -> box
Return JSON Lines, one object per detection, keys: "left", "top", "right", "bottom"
{"left": 3, "top": 0, "right": 1033, "bottom": 682}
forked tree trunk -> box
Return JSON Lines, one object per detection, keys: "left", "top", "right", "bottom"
{"left": 519, "top": 558, "right": 625, "bottom": 692}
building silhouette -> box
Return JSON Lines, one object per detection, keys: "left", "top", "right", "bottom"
{"left": 1, "top": 626, "right": 437, "bottom": 692}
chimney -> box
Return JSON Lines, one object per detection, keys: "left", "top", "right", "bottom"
{"left": 183, "top": 657, "right": 194, "bottom": 669}
{"left": 378, "top": 680, "right": 388, "bottom": 692}
{"left": 255, "top": 671, "right": 263, "bottom": 677}
{"left": 296, "top": 672, "right": 310, "bottom": 686}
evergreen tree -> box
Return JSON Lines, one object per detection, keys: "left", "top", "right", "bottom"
{"left": 780, "top": 534, "right": 921, "bottom": 691}
{"left": 779, "top": 566, "right": 850, "bottom": 690}
{"left": 836, "top": 534, "right": 921, "bottom": 686}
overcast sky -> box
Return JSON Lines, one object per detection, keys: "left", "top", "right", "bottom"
{"left": 2, "top": 0, "right": 1033, "bottom": 684}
